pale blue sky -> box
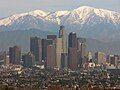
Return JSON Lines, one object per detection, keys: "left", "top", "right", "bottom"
{"left": 0, "top": 0, "right": 120, "bottom": 18}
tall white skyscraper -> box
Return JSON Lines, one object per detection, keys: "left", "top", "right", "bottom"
{"left": 59, "top": 26, "right": 67, "bottom": 53}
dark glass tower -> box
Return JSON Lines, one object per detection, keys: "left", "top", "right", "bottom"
{"left": 68, "top": 32, "right": 77, "bottom": 48}
{"left": 9, "top": 46, "right": 21, "bottom": 65}
{"left": 30, "top": 37, "right": 42, "bottom": 65}
{"left": 68, "top": 48, "right": 78, "bottom": 70}
{"left": 42, "top": 39, "right": 53, "bottom": 67}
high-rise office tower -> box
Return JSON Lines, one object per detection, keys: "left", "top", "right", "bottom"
{"left": 42, "top": 39, "right": 53, "bottom": 67}
{"left": 77, "top": 38, "right": 86, "bottom": 59}
{"left": 114, "top": 55, "right": 119, "bottom": 67}
{"left": 68, "top": 48, "right": 78, "bottom": 70}
{"left": 68, "top": 32, "right": 78, "bottom": 70}
{"left": 68, "top": 32, "right": 77, "bottom": 48}
{"left": 59, "top": 26, "right": 67, "bottom": 53}
{"left": 106, "top": 55, "right": 110, "bottom": 63}
{"left": 42, "top": 39, "right": 53, "bottom": 60}
{"left": 9, "top": 46, "right": 21, "bottom": 65}
{"left": 61, "top": 53, "right": 68, "bottom": 69}
{"left": 30, "top": 37, "right": 42, "bottom": 65}
{"left": 46, "top": 45, "right": 56, "bottom": 69}
{"left": 47, "top": 35, "right": 57, "bottom": 65}
{"left": 95, "top": 52, "right": 106, "bottom": 65}
{"left": 77, "top": 50, "right": 82, "bottom": 68}
{"left": 56, "top": 38, "right": 62, "bottom": 68}
{"left": 110, "top": 55, "right": 115, "bottom": 65}
{"left": 77, "top": 38, "right": 86, "bottom": 68}
{"left": 22, "top": 52, "right": 35, "bottom": 68}
{"left": 47, "top": 35, "right": 57, "bottom": 44}
{"left": 110, "top": 55, "right": 119, "bottom": 67}
{"left": 42, "top": 39, "right": 46, "bottom": 61}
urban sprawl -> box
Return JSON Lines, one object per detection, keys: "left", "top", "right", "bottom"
{"left": 0, "top": 26, "right": 120, "bottom": 90}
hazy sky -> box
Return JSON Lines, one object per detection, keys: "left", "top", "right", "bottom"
{"left": 0, "top": 0, "right": 120, "bottom": 18}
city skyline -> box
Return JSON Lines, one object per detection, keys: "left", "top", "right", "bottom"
{"left": 0, "top": 26, "right": 119, "bottom": 69}
{"left": 0, "top": 0, "right": 120, "bottom": 89}
{"left": 0, "top": 26, "right": 120, "bottom": 89}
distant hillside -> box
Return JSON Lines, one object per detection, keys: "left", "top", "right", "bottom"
{"left": 0, "top": 29, "right": 57, "bottom": 53}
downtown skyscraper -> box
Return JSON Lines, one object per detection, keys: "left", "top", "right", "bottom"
{"left": 59, "top": 26, "right": 67, "bottom": 53}
{"left": 77, "top": 38, "right": 86, "bottom": 67}
{"left": 9, "top": 46, "right": 21, "bottom": 65}
{"left": 68, "top": 32, "right": 77, "bottom": 48}
{"left": 46, "top": 45, "right": 56, "bottom": 69}
{"left": 30, "top": 37, "right": 42, "bottom": 65}
{"left": 68, "top": 48, "right": 78, "bottom": 70}
{"left": 77, "top": 38, "right": 86, "bottom": 59}
{"left": 56, "top": 38, "right": 62, "bottom": 68}
{"left": 68, "top": 32, "right": 78, "bottom": 70}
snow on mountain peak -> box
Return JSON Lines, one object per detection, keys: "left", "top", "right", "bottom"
{"left": 75, "top": 6, "right": 95, "bottom": 10}
{"left": 0, "top": 6, "right": 119, "bottom": 27}
{"left": 28, "top": 10, "right": 48, "bottom": 17}
{"left": 70, "top": 6, "right": 120, "bottom": 24}
{"left": 0, "top": 10, "right": 48, "bottom": 26}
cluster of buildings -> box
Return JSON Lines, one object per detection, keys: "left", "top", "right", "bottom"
{"left": 0, "top": 26, "right": 120, "bottom": 70}
{"left": 0, "top": 26, "right": 120, "bottom": 89}
{"left": 94, "top": 52, "right": 120, "bottom": 69}
{"left": 0, "top": 26, "right": 86, "bottom": 70}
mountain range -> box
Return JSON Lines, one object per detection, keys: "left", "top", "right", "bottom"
{"left": 0, "top": 6, "right": 120, "bottom": 41}
{"left": 0, "top": 6, "right": 120, "bottom": 54}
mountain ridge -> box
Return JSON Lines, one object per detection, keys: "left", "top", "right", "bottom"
{"left": 0, "top": 6, "right": 119, "bottom": 26}
{"left": 0, "top": 6, "right": 120, "bottom": 41}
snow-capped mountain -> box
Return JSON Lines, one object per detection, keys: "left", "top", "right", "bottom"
{"left": 0, "top": 6, "right": 120, "bottom": 41}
